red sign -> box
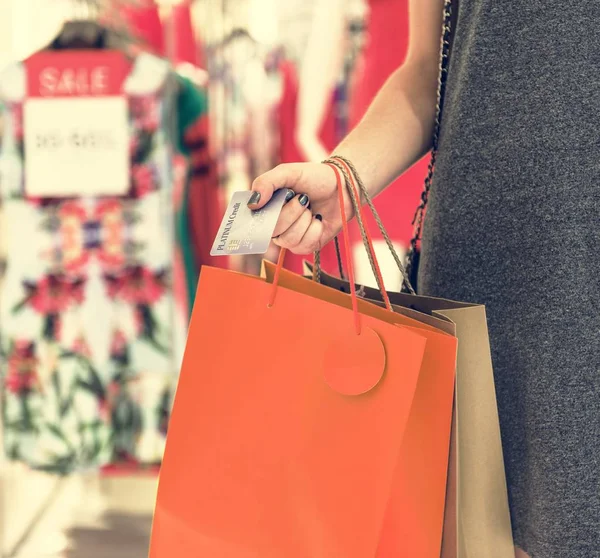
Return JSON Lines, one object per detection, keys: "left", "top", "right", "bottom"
{"left": 23, "top": 50, "right": 132, "bottom": 197}
{"left": 25, "top": 51, "right": 131, "bottom": 98}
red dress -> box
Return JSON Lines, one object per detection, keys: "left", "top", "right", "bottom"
{"left": 349, "top": 0, "right": 426, "bottom": 246}
{"left": 120, "top": 0, "right": 164, "bottom": 55}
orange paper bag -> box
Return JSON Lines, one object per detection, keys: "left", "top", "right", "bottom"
{"left": 262, "top": 260, "right": 458, "bottom": 557}
{"left": 150, "top": 264, "right": 428, "bottom": 557}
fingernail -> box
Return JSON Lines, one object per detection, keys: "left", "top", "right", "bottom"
{"left": 315, "top": 214, "right": 323, "bottom": 221}
{"left": 298, "top": 194, "right": 310, "bottom": 207}
{"left": 285, "top": 189, "right": 295, "bottom": 202}
{"left": 247, "top": 191, "right": 261, "bottom": 206}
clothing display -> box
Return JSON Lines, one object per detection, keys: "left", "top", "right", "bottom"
{"left": 165, "top": 1, "right": 207, "bottom": 71}
{"left": 0, "top": 51, "right": 180, "bottom": 473}
{"left": 175, "top": 75, "right": 226, "bottom": 313}
{"left": 349, "top": 0, "right": 425, "bottom": 246}
{"left": 277, "top": 60, "right": 336, "bottom": 165}
{"left": 418, "top": 2, "right": 600, "bottom": 556}
{"left": 209, "top": 33, "right": 281, "bottom": 196}
{"left": 205, "top": 31, "right": 282, "bottom": 275}
{"left": 166, "top": 2, "right": 228, "bottom": 286}
{"left": 275, "top": 0, "right": 320, "bottom": 65}
{"left": 120, "top": 0, "right": 165, "bottom": 55}
{"left": 121, "top": 0, "right": 224, "bottom": 312}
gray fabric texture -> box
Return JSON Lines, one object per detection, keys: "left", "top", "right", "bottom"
{"left": 417, "top": 2, "right": 600, "bottom": 557}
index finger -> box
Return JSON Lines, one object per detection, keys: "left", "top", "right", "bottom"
{"left": 249, "top": 164, "right": 304, "bottom": 209}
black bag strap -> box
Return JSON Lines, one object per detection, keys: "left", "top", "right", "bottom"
{"left": 405, "top": 0, "right": 455, "bottom": 287}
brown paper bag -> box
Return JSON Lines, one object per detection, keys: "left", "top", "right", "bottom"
{"left": 303, "top": 263, "right": 514, "bottom": 558}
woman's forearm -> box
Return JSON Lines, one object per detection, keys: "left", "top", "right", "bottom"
{"left": 333, "top": 60, "right": 439, "bottom": 199}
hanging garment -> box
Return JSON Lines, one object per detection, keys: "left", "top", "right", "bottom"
{"left": 163, "top": 3, "right": 228, "bottom": 311}
{"left": 120, "top": 0, "right": 165, "bottom": 55}
{"left": 118, "top": 0, "right": 221, "bottom": 332}
{"left": 165, "top": 1, "right": 204, "bottom": 69}
{"left": 175, "top": 76, "right": 227, "bottom": 315}
{"left": 207, "top": 33, "right": 282, "bottom": 276}
{"left": 0, "top": 53, "right": 179, "bottom": 473}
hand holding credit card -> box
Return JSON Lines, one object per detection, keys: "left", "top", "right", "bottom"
{"left": 211, "top": 189, "right": 295, "bottom": 256}
{"left": 212, "top": 162, "right": 343, "bottom": 257}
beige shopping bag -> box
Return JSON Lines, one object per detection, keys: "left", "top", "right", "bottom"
{"left": 301, "top": 263, "right": 515, "bottom": 558}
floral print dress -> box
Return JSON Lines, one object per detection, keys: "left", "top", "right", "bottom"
{"left": 0, "top": 53, "right": 182, "bottom": 473}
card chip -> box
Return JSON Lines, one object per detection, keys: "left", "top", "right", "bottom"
{"left": 227, "top": 239, "right": 241, "bottom": 252}
{"left": 210, "top": 189, "right": 292, "bottom": 257}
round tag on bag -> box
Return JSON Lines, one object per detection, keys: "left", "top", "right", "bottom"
{"left": 323, "top": 326, "right": 386, "bottom": 396}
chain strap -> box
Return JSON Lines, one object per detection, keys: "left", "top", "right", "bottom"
{"left": 405, "top": 0, "right": 454, "bottom": 287}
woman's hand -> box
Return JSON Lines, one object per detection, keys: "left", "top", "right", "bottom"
{"left": 249, "top": 162, "right": 353, "bottom": 255}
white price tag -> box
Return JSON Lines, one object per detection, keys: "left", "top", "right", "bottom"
{"left": 23, "top": 50, "right": 132, "bottom": 198}
{"left": 24, "top": 96, "right": 130, "bottom": 198}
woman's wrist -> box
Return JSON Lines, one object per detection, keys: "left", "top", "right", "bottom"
{"left": 320, "top": 159, "right": 358, "bottom": 225}
{"left": 329, "top": 143, "right": 380, "bottom": 205}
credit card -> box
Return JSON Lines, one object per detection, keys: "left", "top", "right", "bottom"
{"left": 210, "top": 189, "right": 292, "bottom": 256}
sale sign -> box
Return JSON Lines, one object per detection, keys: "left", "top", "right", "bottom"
{"left": 24, "top": 51, "right": 132, "bottom": 198}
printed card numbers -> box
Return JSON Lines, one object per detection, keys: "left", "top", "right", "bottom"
{"left": 240, "top": 206, "right": 269, "bottom": 251}
{"left": 24, "top": 97, "right": 130, "bottom": 198}
{"left": 23, "top": 52, "right": 131, "bottom": 198}
{"left": 33, "top": 129, "right": 117, "bottom": 150}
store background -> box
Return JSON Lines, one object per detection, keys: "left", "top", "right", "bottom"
{"left": 0, "top": 1, "right": 423, "bottom": 556}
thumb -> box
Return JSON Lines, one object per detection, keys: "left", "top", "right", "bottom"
{"left": 248, "top": 164, "right": 303, "bottom": 209}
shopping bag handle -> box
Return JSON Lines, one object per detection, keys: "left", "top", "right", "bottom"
{"left": 315, "top": 156, "right": 416, "bottom": 295}
{"left": 269, "top": 163, "right": 391, "bottom": 396}
{"left": 269, "top": 163, "right": 366, "bottom": 335}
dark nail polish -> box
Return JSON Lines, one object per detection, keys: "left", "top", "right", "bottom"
{"left": 298, "top": 194, "right": 310, "bottom": 207}
{"left": 285, "top": 189, "right": 295, "bottom": 202}
{"left": 247, "top": 191, "right": 261, "bottom": 206}
{"left": 315, "top": 214, "right": 323, "bottom": 221}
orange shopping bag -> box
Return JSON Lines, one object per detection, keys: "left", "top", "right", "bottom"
{"left": 150, "top": 164, "right": 456, "bottom": 557}
{"left": 262, "top": 260, "right": 458, "bottom": 557}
